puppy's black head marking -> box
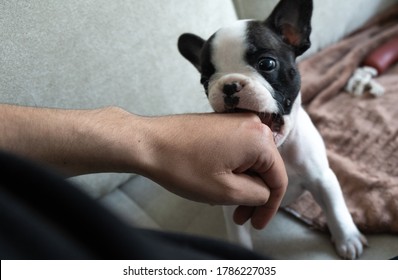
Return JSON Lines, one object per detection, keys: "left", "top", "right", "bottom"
{"left": 199, "top": 35, "right": 216, "bottom": 95}
{"left": 244, "top": 21, "right": 302, "bottom": 114}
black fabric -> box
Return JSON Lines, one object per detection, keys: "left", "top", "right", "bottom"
{"left": 0, "top": 151, "right": 266, "bottom": 260}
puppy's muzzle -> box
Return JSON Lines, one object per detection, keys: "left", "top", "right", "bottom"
{"left": 223, "top": 81, "right": 242, "bottom": 109}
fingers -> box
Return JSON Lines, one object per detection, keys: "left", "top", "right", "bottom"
{"left": 248, "top": 183, "right": 287, "bottom": 229}
{"left": 232, "top": 125, "right": 288, "bottom": 229}
{"left": 241, "top": 135, "right": 287, "bottom": 229}
{"left": 231, "top": 156, "right": 287, "bottom": 229}
{"left": 258, "top": 147, "right": 288, "bottom": 204}
{"left": 233, "top": 204, "right": 281, "bottom": 230}
{"left": 253, "top": 152, "right": 288, "bottom": 229}
{"left": 233, "top": 205, "right": 255, "bottom": 225}
{"left": 250, "top": 204, "right": 279, "bottom": 229}
{"left": 226, "top": 172, "right": 271, "bottom": 205}
{"left": 233, "top": 204, "right": 282, "bottom": 230}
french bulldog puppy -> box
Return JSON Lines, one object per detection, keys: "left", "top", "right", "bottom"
{"left": 178, "top": 0, "right": 367, "bottom": 259}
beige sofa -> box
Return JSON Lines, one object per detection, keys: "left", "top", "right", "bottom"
{"left": 1, "top": 0, "right": 397, "bottom": 259}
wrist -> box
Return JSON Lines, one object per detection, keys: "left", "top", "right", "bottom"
{"left": 86, "top": 106, "right": 162, "bottom": 177}
{"left": 72, "top": 106, "right": 149, "bottom": 175}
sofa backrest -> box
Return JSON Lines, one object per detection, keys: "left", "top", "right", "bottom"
{"left": 233, "top": 0, "right": 398, "bottom": 58}
{"left": 1, "top": 0, "right": 238, "bottom": 114}
{"left": 0, "top": 0, "right": 237, "bottom": 197}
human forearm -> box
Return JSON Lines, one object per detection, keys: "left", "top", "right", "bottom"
{"left": 0, "top": 105, "right": 147, "bottom": 176}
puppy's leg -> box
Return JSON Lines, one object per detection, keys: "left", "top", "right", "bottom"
{"left": 306, "top": 169, "right": 367, "bottom": 259}
{"left": 285, "top": 108, "right": 367, "bottom": 259}
{"left": 223, "top": 205, "right": 253, "bottom": 249}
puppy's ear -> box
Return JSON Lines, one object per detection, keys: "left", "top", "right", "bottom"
{"left": 178, "top": 33, "right": 205, "bottom": 73}
{"left": 265, "top": 0, "right": 312, "bottom": 56}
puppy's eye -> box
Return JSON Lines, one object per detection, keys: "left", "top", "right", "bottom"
{"left": 258, "top": 58, "right": 277, "bottom": 72}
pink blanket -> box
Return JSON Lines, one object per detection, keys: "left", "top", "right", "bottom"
{"left": 285, "top": 4, "right": 398, "bottom": 234}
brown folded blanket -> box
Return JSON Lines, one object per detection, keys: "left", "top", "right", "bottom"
{"left": 284, "top": 4, "right": 398, "bottom": 234}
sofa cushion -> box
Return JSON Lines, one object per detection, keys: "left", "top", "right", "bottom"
{"left": 99, "top": 175, "right": 227, "bottom": 240}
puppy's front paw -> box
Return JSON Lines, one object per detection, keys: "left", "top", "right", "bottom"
{"left": 333, "top": 232, "right": 368, "bottom": 259}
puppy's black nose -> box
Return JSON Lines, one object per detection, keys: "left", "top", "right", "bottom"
{"left": 223, "top": 82, "right": 242, "bottom": 96}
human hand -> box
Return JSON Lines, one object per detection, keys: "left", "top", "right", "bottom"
{"left": 0, "top": 105, "right": 286, "bottom": 229}
{"left": 136, "top": 113, "right": 288, "bottom": 229}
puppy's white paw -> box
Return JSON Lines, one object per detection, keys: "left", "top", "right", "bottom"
{"left": 333, "top": 232, "right": 368, "bottom": 259}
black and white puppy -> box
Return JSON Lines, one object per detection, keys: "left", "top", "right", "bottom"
{"left": 178, "top": 0, "right": 367, "bottom": 259}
